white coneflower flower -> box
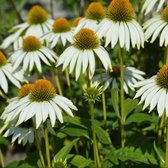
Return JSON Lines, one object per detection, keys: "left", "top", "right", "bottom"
{"left": 96, "top": 0, "right": 144, "bottom": 51}
{"left": 1, "top": 84, "right": 34, "bottom": 123}
{"left": 3, "top": 123, "right": 34, "bottom": 146}
{"left": 0, "top": 51, "right": 22, "bottom": 93}
{"left": 1, "top": 80, "right": 77, "bottom": 129}
{"left": 143, "top": 6, "right": 168, "bottom": 47}
{"left": 57, "top": 28, "right": 112, "bottom": 80}
{"left": 93, "top": 66, "right": 145, "bottom": 94}
{"left": 10, "top": 35, "right": 57, "bottom": 73}
{"left": 134, "top": 64, "right": 168, "bottom": 117}
{"left": 42, "top": 18, "right": 73, "bottom": 48}
{"left": 1, "top": 5, "right": 53, "bottom": 50}
{"left": 141, "top": 0, "right": 168, "bottom": 15}
{"left": 75, "top": 2, "right": 105, "bottom": 33}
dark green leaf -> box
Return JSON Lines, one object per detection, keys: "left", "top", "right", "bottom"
{"left": 95, "top": 123, "right": 111, "bottom": 145}
{"left": 53, "top": 138, "right": 79, "bottom": 160}
{"left": 125, "top": 113, "right": 153, "bottom": 125}
{"left": 61, "top": 125, "right": 90, "bottom": 139}
{"left": 124, "top": 98, "right": 138, "bottom": 118}
{"left": 111, "top": 89, "right": 120, "bottom": 118}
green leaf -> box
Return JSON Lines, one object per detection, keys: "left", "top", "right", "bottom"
{"left": 125, "top": 113, "right": 153, "bottom": 125}
{"left": 60, "top": 125, "right": 90, "bottom": 139}
{"left": 153, "top": 141, "right": 164, "bottom": 166}
{"left": 63, "top": 116, "right": 90, "bottom": 129}
{"left": 124, "top": 98, "right": 138, "bottom": 118}
{"left": 68, "top": 154, "right": 93, "bottom": 167}
{"left": 111, "top": 88, "right": 120, "bottom": 118}
{"left": 53, "top": 138, "right": 79, "bottom": 160}
{"left": 116, "top": 147, "right": 158, "bottom": 165}
{"left": 95, "top": 123, "right": 111, "bottom": 145}
{"left": 5, "top": 161, "right": 33, "bottom": 168}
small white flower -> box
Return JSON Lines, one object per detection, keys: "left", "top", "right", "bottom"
{"left": 96, "top": 0, "right": 144, "bottom": 51}
{"left": 1, "top": 80, "right": 77, "bottom": 129}
{"left": 0, "top": 51, "right": 23, "bottom": 93}
{"left": 134, "top": 64, "right": 168, "bottom": 117}
{"left": 143, "top": 6, "right": 168, "bottom": 47}
{"left": 93, "top": 66, "right": 145, "bottom": 94}
{"left": 42, "top": 18, "right": 73, "bottom": 48}
{"left": 57, "top": 28, "right": 112, "bottom": 80}
{"left": 75, "top": 2, "right": 105, "bottom": 34}
{"left": 141, "top": 0, "right": 168, "bottom": 15}
{"left": 1, "top": 5, "right": 53, "bottom": 50}
{"left": 10, "top": 35, "right": 57, "bottom": 73}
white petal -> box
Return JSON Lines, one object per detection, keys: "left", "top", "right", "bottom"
{"left": 157, "top": 89, "right": 166, "bottom": 117}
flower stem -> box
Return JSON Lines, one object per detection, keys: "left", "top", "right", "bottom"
{"left": 89, "top": 101, "right": 101, "bottom": 168}
{"left": 158, "top": 112, "right": 165, "bottom": 144}
{"left": 0, "top": 149, "right": 4, "bottom": 167}
{"left": 65, "top": 68, "right": 72, "bottom": 98}
{"left": 34, "top": 127, "right": 45, "bottom": 168}
{"left": 98, "top": 61, "right": 107, "bottom": 127}
{"left": 120, "top": 47, "right": 125, "bottom": 148}
{"left": 55, "top": 68, "right": 63, "bottom": 95}
{"left": 165, "top": 117, "right": 168, "bottom": 168}
{"left": 164, "top": 46, "right": 168, "bottom": 64}
{"left": 44, "top": 126, "right": 51, "bottom": 168}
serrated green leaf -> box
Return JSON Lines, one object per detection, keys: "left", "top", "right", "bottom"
{"left": 69, "top": 154, "right": 93, "bottom": 167}
{"left": 53, "top": 138, "right": 79, "bottom": 160}
{"left": 116, "top": 147, "right": 158, "bottom": 165}
{"left": 153, "top": 141, "right": 164, "bottom": 165}
{"left": 111, "top": 89, "right": 120, "bottom": 118}
{"left": 95, "top": 123, "right": 111, "bottom": 145}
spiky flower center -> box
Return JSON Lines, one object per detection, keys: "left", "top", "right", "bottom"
{"left": 0, "top": 51, "right": 7, "bottom": 67}
{"left": 52, "top": 18, "right": 71, "bottom": 33}
{"left": 23, "top": 36, "right": 41, "bottom": 52}
{"left": 73, "top": 17, "right": 82, "bottom": 27}
{"left": 28, "top": 5, "right": 49, "bottom": 25}
{"left": 110, "top": 66, "right": 120, "bottom": 78}
{"left": 18, "top": 84, "right": 34, "bottom": 99}
{"left": 161, "top": 6, "right": 168, "bottom": 23}
{"left": 106, "top": 0, "right": 134, "bottom": 22}
{"left": 74, "top": 28, "right": 99, "bottom": 49}
{"left": 85, "top": 2, "right": 105, "bottom": 20}
{"left": 29, "top": 80, "right": 56, "bottom": 102}
{"left": 156, "top": 64, "right": 168, "bottom": 90}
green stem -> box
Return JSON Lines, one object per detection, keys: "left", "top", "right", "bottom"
{"left": 34, "top": 127, "right": 45, "bottom": 168}
{"left": 98, "top": 61, "right": 107, "bottom": 127}
{"left": 65, "top": 68, "right": 72, "bottom": 98}
{"left": 44, "top": 126, "right": 51, "bottom": 168}
{"left": 55, "top": 68, "right": 63, "bottom": 95}
{"left": 89, "top": 101, "right": 101, "bottom": 168}
{"left": 120, "top": 47, "right": 125, "bottom": 148}
{"left": 165, "top": 117, "right": 168, "bottom": 168}
{"left": 158, "top": 113, "right": 165, "bottom": 143}
{"left": 164, "top": 46, "right": 168, "bottom": 64}
{"left": 0, "top": 149, "right": 4, "bottom": 167}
